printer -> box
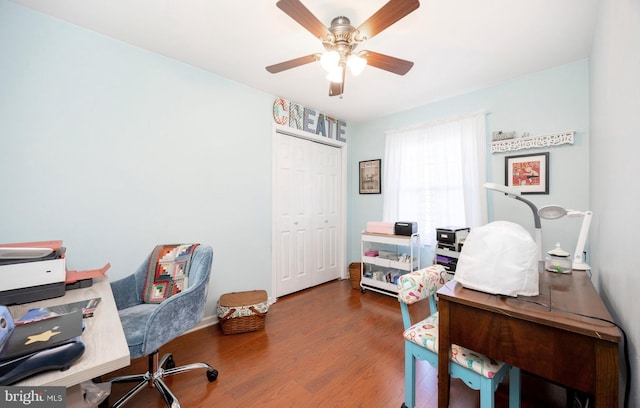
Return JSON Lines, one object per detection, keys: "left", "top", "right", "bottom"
{"left": 0, "top": 241, "right": 67, "bottom": 305}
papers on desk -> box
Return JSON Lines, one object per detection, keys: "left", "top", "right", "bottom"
{"left": 15, "top": 298, "right": 102, "bottom": 325}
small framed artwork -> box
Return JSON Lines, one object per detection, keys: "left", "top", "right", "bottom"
{"left": 505, "top": 152, "right": 549, "bottom": 194}
{"left": 359, "top": 159, "right": 381, "bottom": 194}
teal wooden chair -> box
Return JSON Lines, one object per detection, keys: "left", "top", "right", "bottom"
{"left": 398, "top": 265, "right": 520, "bottom": 408}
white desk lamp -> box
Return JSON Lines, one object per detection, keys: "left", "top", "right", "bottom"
{"left": 483, "top": 182, "right": 543, "bottom": 261}
{"left": 538, "top": 205, "right": 592, "bottom": 270}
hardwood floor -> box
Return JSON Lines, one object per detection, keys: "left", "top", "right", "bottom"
{"left": 104, "top": 279, "right": 567, "bottom": 407}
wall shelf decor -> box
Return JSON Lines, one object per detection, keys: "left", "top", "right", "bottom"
{"left": 491, "top": 131, "right": 575, "bottom": 153}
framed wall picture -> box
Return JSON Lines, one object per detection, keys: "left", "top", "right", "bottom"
{"left": 359, "top": 159, "right": 381, "bottom": 194}
{"left": 505, "top": 152, "right": 549, "bottom": 194}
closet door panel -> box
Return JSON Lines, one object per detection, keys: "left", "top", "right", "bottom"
{"left": 274, "top": 134, "right": 313, "bottom": 296}
{"left": 311, "top": 142, "right": 341, "bottom": 286}
{"left": 274, "top": 131, "right": 343, "bottom": 297}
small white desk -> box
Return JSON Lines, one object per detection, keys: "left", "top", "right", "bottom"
{"left": 8, "top": 277, "right": 130, "bottom": 387}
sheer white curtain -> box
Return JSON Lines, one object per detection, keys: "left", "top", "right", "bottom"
{"left": 383, "top": 111, "right": 487, "bottom": 246}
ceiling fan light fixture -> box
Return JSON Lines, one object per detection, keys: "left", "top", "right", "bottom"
{"left": 326, "top": 65, "right": 344, "bottom": 83}
{"left": 320, "top": 50, "right": 340, "bottom": 72}
{"left": 268, "top": 0, "right": 420, "bottom": 96}
{"left": 346, "top": 53, "right": 367, "bottom": 76}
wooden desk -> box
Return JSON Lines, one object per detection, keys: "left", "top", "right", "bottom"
{"left": 8, "top": 277, "right": 130, "bottom": 387}
{"left": 437, "top": 271, "right": 621, "bottom": 407}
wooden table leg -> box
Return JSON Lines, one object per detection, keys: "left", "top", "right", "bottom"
{"left": 438, "top": 298, "right": 451, "bottom": 408}
{"left": 595, "top": 340, "right": 620, "bottom": 407}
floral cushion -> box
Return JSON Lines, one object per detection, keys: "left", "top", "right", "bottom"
{"left": 397, "top": 265, "right": 446, "bottom": 305}
{"left": 403, "top": 312, "right": 505, "bottom": 378}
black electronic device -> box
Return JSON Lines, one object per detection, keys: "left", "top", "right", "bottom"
{"left": 394, "top": 222, "right": 417, "bottom": 236}
{"left": 0, "top": 310, "right": 83, "bottom": 361}
{"left": 435, "top": 227, "right": 469, "bottom": 245}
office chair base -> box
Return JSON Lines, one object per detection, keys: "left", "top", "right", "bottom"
{"left": 108, "top": 351, "right": 217, "bottom": 408}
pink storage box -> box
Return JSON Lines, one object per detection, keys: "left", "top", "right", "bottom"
{"left": 366, "top": 221, "right": 395, "bottom": 235}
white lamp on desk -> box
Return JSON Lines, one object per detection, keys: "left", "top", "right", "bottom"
{"left": 483, "top": 182, "right": 543, "bottom": 261}
{"left": 538, "top": 205, "right": 593, "bottom": 270}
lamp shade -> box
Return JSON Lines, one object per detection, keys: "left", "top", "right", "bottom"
{"left": 346, "top": 54, "right": 367, "bottom": 76}
{"left": 326, "top": 65, "right": 344, "bottom": 83}
{"left": 320, "top": 51, "right": 340, "bottom": 72}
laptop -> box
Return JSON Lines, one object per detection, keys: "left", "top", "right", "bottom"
{"left": 0, "top": 309, "right": 83, "bottom": 361}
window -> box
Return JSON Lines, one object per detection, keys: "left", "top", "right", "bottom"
{"left": 382, "top": 111, "right": 487, "bottom": 245}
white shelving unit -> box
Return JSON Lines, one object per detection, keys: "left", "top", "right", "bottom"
{"left": 360, "top": 231, "right": 420, "bottom": 297}
{"left": 490, "top": 131, "right": 575, "bottom": 153}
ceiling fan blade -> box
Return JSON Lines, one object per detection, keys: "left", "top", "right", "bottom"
{"left": 266, "top": 54, "right": 319, "bottom": 73}
{"left": 356, "top": 0, "right": 420, "bottom": 40}
{"left": 360, "top": 50, "right": 414, "bottom": 75}
{"left": 276, "top": 0, "right": 332, "bottom": 40}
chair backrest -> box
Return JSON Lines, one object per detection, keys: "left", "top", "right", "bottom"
{"left": 176, "top": 245, "right": 213, "bottom": 325}
{"left": 397, "top": 265, "right": 446, "bottom": 329}
{"left": 183, "top": 245, "right": 214, "bottom": 298}
{"left": 138, "top": 245, "right": 213, "bottom": 356}
{"left": 130, "top": 244, "right": 212, "bottom": 303}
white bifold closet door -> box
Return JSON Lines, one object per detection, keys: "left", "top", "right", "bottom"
{"left": 274, "top": 132, "right": 342, "bottom": 297}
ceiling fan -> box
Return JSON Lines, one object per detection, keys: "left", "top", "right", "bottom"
{"left": 266, "top": 0, "right": 420, "bottom": 98}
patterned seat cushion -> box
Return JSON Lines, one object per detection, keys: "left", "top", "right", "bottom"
{"left": 403, "top": 312, "right": 505, "bottom": 378}
{"left": 397, "top": 265, "right": 446, "bottom": 304}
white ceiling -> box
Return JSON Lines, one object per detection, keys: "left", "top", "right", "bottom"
{"left": 11, "top": 0, "right": 598, "bottom": 123}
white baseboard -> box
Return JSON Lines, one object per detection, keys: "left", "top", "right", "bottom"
{"left": 186, "top": 315, "right": 218, "bottom": 334}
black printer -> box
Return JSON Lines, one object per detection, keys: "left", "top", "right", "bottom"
{"left": 394, "top": 222, "right": 418, "bottom": 236}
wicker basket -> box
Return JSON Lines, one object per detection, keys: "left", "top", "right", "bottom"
{"left": 217, "top": 290, "right": 268, "bottom": 335}
{"left": 348, "top": 262, "right": 362, "bottom": 290}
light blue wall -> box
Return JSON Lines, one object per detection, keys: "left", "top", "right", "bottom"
{"left": 347, "top": 60, "right": 590, "bottom": 265}
{"left": 591, "top": 0, "right": 639, "bottom": 405}
{"left": 0, "top": 0, "right": 275, "bottom": 317}
{"left": 0, "top": 0, "right": 591, "bottom": 309}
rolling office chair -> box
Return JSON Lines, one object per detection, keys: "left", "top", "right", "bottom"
{"left": 107, "top": 244, "right": 218, "bottom": 408}
{"left": 398, "top": 265, "right": 520, "bottom": 408}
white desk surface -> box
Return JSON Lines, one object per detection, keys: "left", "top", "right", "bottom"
{"left": 8, "top": 277, "right": 130, "bottom": 387}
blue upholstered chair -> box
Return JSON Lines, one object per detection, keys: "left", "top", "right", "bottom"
{"left": 398, "top": 265, "right": 520, "bottom": 408}
{"left": 108, "top": 244, "right": 217, "bottom": 408}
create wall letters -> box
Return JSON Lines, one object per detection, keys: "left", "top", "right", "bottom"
{"left": 273, "top": 97, "right": 347, "bottom": 142}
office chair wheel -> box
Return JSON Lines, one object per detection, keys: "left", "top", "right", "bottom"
{"left": 207, "top": 369, "right": 218, "bottom": 382}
